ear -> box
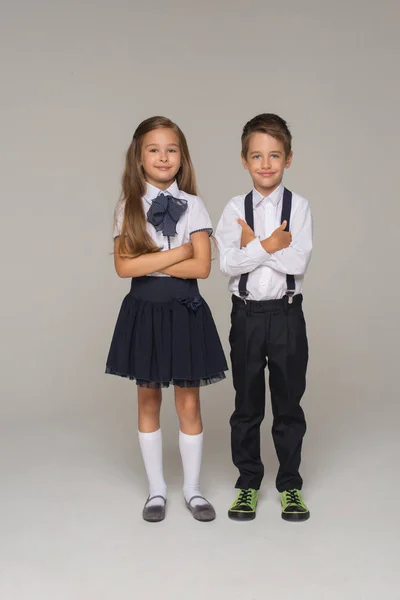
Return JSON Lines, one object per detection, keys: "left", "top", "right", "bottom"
{"left": 285, "top": 152, "right": 293, "bottom": 169}
{"left": 241, "top": 152, "right": 249, "bottom": 171}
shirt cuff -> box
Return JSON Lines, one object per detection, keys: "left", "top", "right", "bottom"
{"left": 190, "top": 227, "right": 213, "bottom": 236}
{"left": 245, "top": 237, "right": 269, "bottom": 264}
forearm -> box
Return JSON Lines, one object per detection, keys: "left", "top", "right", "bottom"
{"left": 259, "top": 233, "right": 312, "bottom": 275}
{"left": 115, "top": 246, "right": 187, "bottom": 278}
{"left": 219, "top": 238, "right": 268, "bottom": 277}
{"left": 161, "top": 258, "right": 211, "bottom": 279}
{"left": 262, "top": 246, "right": 312, "bottom": 275}
{"left": 161, "top": 231, "right": 211, "bottom": 279}
{"left": 260, "top": 209, "right": 313, "bottom": 275}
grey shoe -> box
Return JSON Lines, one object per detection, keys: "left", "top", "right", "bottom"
{"left": 142, "top": 495, "right": 167, "bottom": 522}
{"left": 185, "top": 496, "right": 216, "bottom": 522}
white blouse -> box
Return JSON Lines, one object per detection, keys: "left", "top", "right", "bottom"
{"left": 114, "top": 181, "right": 213, "bottom": 277}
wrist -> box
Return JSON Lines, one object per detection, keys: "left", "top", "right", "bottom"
{"left": 261, "top": 237, "right": 273, "bottom": 253}
{"left": 242, "top": 236, "right": 256, "bottom": 248}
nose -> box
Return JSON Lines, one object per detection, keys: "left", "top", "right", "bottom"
{"left": 159, "top": 152, "right": 168, "bottom": 163}
{"left": 261, "top": 155, "right": 271, "bottom": 170}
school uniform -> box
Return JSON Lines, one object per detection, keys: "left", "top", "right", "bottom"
{"left": 215, "top": 183, "right": 312, "bottom": 493}
{"left": 106, "top": 181, "right": 228, "bottom": 388}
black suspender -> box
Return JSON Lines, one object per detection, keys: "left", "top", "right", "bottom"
{"left": 238, "top": 187, "right": 295, "bottom": 300}
{"left": 238, "top": 191, "right": 254, "bottom": 298}
{"left": 281, "top": 188, "right": 296, "bottom": 299}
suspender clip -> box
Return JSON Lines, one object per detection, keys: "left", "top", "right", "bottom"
{"left": 239, "top": 292, "right": 248, "bottom": 305}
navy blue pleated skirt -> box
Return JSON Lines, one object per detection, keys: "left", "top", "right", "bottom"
{"left": 106, "top": 276, "right": 228, "bottom": 388}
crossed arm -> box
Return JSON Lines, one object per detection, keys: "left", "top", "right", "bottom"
{"left": 114, "top": 231, "right": 211, "bottom": 279}
{"left": 215, "top": 201, "right": 312, "bottom": 277}
{"left": 160, "top": 231, "right": 211, "bottom": 279}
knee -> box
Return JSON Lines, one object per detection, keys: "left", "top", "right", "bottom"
{"left": 176, "top": 395, "right": 201, "bottom": 423}
{"left": 138, "top": 390, "right": 162, "bottom": 415}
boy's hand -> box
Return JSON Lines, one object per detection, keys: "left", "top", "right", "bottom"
{"left": 261, "top": 221, "right": 292, "bottom": 253}
{"left": 237, "top": 219, "right": 256, "bottom": 248}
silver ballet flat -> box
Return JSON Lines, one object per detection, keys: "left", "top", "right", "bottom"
{"left": 142, "top": 495, "right": 167, "bottom": 522}
{"left": 185, "top": 496, "right": 216, "bottom": 522}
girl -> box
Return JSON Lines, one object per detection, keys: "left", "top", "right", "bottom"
{"left": 106, "top": 116, "right": 228, "bottom": 523}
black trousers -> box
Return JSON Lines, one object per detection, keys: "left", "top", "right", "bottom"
{"left": 229, "top": 294, "right": 308, "bottom": 492}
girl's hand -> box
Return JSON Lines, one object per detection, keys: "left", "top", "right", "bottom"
{"left": 237, "top": 219, "right": 256, "bottom": 248}
{"left": 181, "top": 242, "right": 194, "bottom": 259}
{"left": 161, "top": 233, "right": 210, "bottom": 279}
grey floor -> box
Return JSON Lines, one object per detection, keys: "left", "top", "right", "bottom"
{"left": 0, "top": 376, "right": 397, "bottom": 600}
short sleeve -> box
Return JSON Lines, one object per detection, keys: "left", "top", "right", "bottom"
{"left": 113, "top": 200, "right": 125, "bottom": 239}
{"left": 188, "top": 196, "right": 213, "bottom": 237}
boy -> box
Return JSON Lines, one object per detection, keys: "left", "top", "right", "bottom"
{"left": 215, "top": 114, "right": 312, "bottom": 522}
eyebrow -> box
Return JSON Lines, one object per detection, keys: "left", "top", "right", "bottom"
{"left": 249, "top": 150, "right": 282, "bottom": 154}
{"left": 145, "top": 143, "right": 180, "bottom": 148}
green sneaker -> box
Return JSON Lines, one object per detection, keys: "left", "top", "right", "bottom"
{"left": 280, "top": 489, "right": 310, "bottom": 522}
{"left": 228, "top": 488, "right": 258, "bottom": 521}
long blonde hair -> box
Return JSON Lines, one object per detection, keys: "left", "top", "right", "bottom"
{"left": 117, "top": 116, "right": 197, "bottom": 258}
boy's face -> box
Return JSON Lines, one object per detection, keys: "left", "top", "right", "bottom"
{"left": 242, "top": 132, "right": 292, "bottom": 196}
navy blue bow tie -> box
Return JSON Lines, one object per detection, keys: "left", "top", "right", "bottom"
{"left": 147, "top": 193, "right": 188, "bottom": 237}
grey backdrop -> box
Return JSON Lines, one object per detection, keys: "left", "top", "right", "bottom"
{"left": 1, "top": 1, "right": 399, "bottom": 598}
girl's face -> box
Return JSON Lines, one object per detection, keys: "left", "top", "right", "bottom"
{"left": 141, "top": 128, "right": 182, "bottom": 190}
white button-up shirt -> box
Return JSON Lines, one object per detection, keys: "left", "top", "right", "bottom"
{"left": 114, "top": 181, "right": 213, "bottom": 277}
{"left": 215, "top": 183, "right": 313, "bottom": 301}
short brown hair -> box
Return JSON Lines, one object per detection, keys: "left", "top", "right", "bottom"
{"left": 241, "top": 113, "right": 292, "bottom": 158}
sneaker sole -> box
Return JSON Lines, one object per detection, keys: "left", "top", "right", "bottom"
{"left": 281, "top": 511, "right": 310, "bottom": 522}
{"left": 228, "top": 510, "right": 256, "bottom": 521}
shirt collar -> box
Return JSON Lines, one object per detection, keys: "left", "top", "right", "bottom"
{"left": 144, "top": 180, "right": 180, "bottom": 204}
{"left": 252, "top": 182, "right": 284, "bottom": 207}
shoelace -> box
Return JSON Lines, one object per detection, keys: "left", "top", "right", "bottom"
{"left": 234, "top": 489, "right": 254, "bottom": 507}
{"left": 285, "top": 490, "right": 302, "bottom": 506}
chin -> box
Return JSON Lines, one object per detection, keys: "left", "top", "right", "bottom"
{"left": 150, "top": 174, "right": 175, "bottom": 184}
{"left": 256, "top": 180, "right": 276, "bottom": 190}
{"left": 265, "top": 175, "right": 281, "bottom": 185}
{"left": 155, "top": 170, "right": 177, "bottom": 180}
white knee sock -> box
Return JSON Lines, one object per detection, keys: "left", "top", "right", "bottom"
{"left": 138, "top": 429, "right": 167, "bottom": 507}
{"left": 179, "top": 430, "right": 208, "bottom": 507}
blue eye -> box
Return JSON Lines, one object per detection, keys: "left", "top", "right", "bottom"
{"left": 253, "top": 154, "right": 261, "bottom": 159}
{"left": 271, "top": 154, "right": 279, "bottom": 159}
